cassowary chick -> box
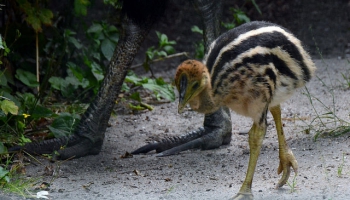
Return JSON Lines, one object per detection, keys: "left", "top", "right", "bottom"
{"left": 175, "top": 21, "right": 316, "bottom": 199}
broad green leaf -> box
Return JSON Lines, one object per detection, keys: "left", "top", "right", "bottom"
{"left": 101, "top": 38, "right": 116, "bottom": 61}
{"left": 0, "top": 99, "right": 19, "bottom": 115}
{"left": 38, "top": 8, "right": 53, "bottom": 25}
{"left": 108, "top": 33, "right": 119, "bottom": 43}
{"left": 49, "top": 76, "right": 64, "bottom": 90}
{"left": 163, "top": 45, "right": 175, "bottom": 54}
{"left": 121, "top": 82, "right": 130, "bottom": 92}
{"left": 26, "top": 15, "right": 42, "bottom": 32}
{"left": 142, "top": 78, "right": 175, "bottom": 101}
{"left": 125, "top": 71, "right": 142, "bottom": 84}
{"left": 48, "top": 113, "right": 80, "bottom": 138}
{"left": 155, "top": 50, "right": 167, "bottom": 58}
{"left": 31, "top": 105, "right": 54, "bottom": 119}
{"left": 15, "top": 69, "right": 39, "bottom": 87}
{"left": 74, "top": 0, "right": 90, "bottom": 16}
{"left": 0, "top": 166, "right": 9, "bottom": 182}
{"left": 87, "top": 23, "right": 103, "bottom": 34}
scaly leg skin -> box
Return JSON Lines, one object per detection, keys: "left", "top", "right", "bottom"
{"left": 11, "top": 0, "right": 168, "bottom": 159}
{"left": 270, "top": 105, "right": 298, "bottom": 188}
{"left": 132, "top": 0, "right": 233, "bottom": 156}
{"left": 231, "top": 122, "right": 267, "bottom": 200}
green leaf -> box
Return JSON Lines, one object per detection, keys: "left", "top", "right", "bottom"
{"left": 38, "top": 8, "right": 53, "bottom": 25}
{"left": 31, "top": 105, "right": 54, "bottom": 119}
{"left": 0, "top": 142, "right": 7, "bottom": 154}
{"left": 130, "top": 92, "right": 141, "bottom": 102}
{"left": 74, "top": 0, "right": 91, "bottom": 16}
{"left": 191, "top": 26, "right": 203, "bottom": 35}
{"left": 0, "top": 72, "right": 7, "bottom": 86}
{"left": 26, "top": 15, "right": 42, "bottom": 32}
{"left": 67, "top": 62, "right": 84, "bottom": 81}
{"left": 48, "top": 113, "right": 80, "bottom": 138}
{"left": 0, "top": 36, "right": 10, "bottom": 56}
{"left": 163, "top": 45, "right": 175, "bottom": 54}
{"left": 142, "top": 78, "right": 175, "bottom": 101}
{"left": 125, "top": 71, "right": 142, "bottom": 84}
{"left": 49, "top": 76, "right": 64, "bottom": 90}
{"left": 0, "top": 166, "right": 10, "bottom": 182}
{"left": 0, "top": 99, "right": 19, "bottom": 115}
{"left": 67, "top": 36, "right": 82, "bottom": 49}
{"left": 15, "top": 69, "right": 39, "bottom": 87}
{"left": 91, "top": 62, "right": 104, "bottom": 81}
{"left": 87, "top": 23, "right": 103, "bottom": 34}
{"left": 156, "top": 50, "right": 168, "bottom": 57}
{"left": 101, "top": 38, "right": 116, "bottom": 61}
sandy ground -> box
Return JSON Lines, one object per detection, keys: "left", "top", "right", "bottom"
{"left": 1, "top": 58, "right": 350, "bottom": 200}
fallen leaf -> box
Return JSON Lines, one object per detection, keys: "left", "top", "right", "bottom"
{"left": 133, "top": 169, "right": 141, "bottom": 176}
{"left": 36, "top": 191, "right": 49, "bottom": 199}
{"left": 120, "top": 151, "right": 133, "bottom": 159}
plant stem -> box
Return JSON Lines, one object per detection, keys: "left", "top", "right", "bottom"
{"left": 130, "top": 52, "right": 189, "bottom": 70}
{"left": 36, "top": 32, "right": 39, "bottom": 93}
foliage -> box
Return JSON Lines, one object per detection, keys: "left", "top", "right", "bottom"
{"left": 303, "top": 62, "right": 350, "bottom": 140}
{"left": 143, "top": 31, "right": 176, "bottom": 73}
{"left": 121, "top": 71, "right": 175, "bottom": 111}
{"left": 16, "top": 0, "right": 53, "bottom": 33}
{"left": 74, "top": 0, "right": 91, "bottom": 16}
{"left": 124, "top": 71, "right": 175, "bottom": 102}
{"left": 48, "top": 112, "right": 80, "bottom": 138}
{"left": 221, "top": 7, "right": 251, "bottom": 30}
{"left": 0, "top": 36, "right": 10, "bottom": 65}
{"left": 0, "top": 0, "right": 176, "bottom": 156}
{"left": 47, "top": 21, "right": 120, "bottom": 99}
{"left": 191, "top": 26, "right": 205, "bottom": 59}
{"left": 0, "top": 166, "right": 10, "bottom": 186}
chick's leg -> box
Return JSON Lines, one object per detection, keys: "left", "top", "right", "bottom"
{"left": 269, "top": 105, "right": 298, "bottom": 188}
{"left": 232, "top": 122, "right": 266, "bottom": 200}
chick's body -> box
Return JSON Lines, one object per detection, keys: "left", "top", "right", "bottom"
{"left": 175, "top": 21, "right": 316, "bottom": 199}
{"left": 177, "top": 21, "right": 316, "bottom": 123}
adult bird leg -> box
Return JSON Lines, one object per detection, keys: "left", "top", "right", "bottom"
{"left": 12, "top": 0, "right": 167, "bottom": 159}
{"left": 270, "top": 105, "right": 298, "bottom": 187}
{"left": 133, "top": 0, "right": 233, "bottom": 156}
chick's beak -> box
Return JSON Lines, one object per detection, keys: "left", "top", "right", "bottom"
{"left": 178, "top": 75, "right": 188, "bottom": 114}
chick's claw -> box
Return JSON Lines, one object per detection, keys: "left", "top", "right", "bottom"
{"left": 276, "top": 148, "right": 298, "bottom": 188}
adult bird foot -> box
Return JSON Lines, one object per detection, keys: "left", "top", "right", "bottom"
{"left": 276, "top": 148, "right": 298, "bottom": 188}
{"left": 229, "top": 192, "right": 254, "bottom": 200}
{"left": 10, "top": 134, "right": 104, "bottom": 160}
{"left": 53, "top": 137, "right": 103, "bottom": 160}
{"left": 132, "top": 107, "right": 232, "bottom": 156}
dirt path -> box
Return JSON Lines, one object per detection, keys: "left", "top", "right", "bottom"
{"left": 2, "top": 58, "right": 350, "bottom": 200}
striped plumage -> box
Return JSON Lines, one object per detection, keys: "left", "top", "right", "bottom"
{"left": 175, "top": 21, "right": 316, "bottom": 199}
{"left": 176, "top": 21, "right": 316, "bottom": 122}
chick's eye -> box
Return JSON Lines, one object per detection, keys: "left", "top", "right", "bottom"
{"left": 192, "top": 83, "right": 199, "bottom": 90}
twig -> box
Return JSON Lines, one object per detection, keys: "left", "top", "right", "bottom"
{"left": 36, "top": 32, "right": 39, "bottom": 92}
{"left": 130, "top": 52, "right": 189, "bottom": 70}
